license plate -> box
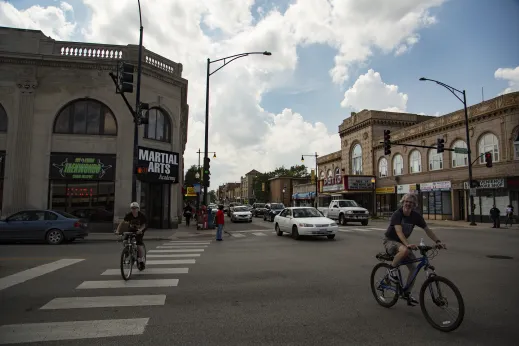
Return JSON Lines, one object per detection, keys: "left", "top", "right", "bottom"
{"left": 320, "top": 229, "right": 327, "bottom": 232}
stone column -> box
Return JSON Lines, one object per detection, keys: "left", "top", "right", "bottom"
{"left": 5, "top": 80, "right": 37, "bottom": 214}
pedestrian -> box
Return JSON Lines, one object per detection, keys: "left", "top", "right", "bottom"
{"left": 505, "top": 204, "right": 514, "bottom": 227}
{"left": 184, "top": 202, "right": 193, "bottom": 227}
{"left": 215, "top": 204, "right": 225, "bottom": 241}
{"left": 490, "top": 205, "right": 501, "bottom": 228}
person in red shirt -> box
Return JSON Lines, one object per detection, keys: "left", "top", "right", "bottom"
{"left": 215, "top": 204, "right": 225, "bottom": 241}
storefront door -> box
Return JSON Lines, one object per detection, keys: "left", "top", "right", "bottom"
{"left": 140, "top": 182, "right": 171, "bottom": 229}
{"left": 458, "top": 191, "right": 466, "bottom": 221}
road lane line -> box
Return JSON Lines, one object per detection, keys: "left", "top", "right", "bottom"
{"left": 0, "top": 318, "right": 149, "bottom": 344}
{"left": 231, "top": 229, "right": 272, "bottom": 233}
{"left": 40, "top": 295, "right": 166, "bottom": 309}
{"left": 148, "top": 249, "right": 204, "bottom": 253}
{"left": 351, "top": 228, "right": 372, "bottom": 232}
{"left": 0, "top": 258, "right": 85, "bottom": 291}
{"left": 146, "top": 259, "right": 196, "bottom": 265}
{"left": 76, "top": 279, "right": 179, "bottom": 289}
{"left": 163, "top": 242, "right": 210, "bottom": 246}
{"left": 166, "top": 241, "right": 211, "bottom": 244}
{"left": 147, "top": 254, "right": 201, "bottom": 258}
{"left": 101, "top": 268, "right": 189, "bottom": 275}
{"left": 252, "top": 232, "right": 267, "bottom": 236}
{"left": 338, "top": 229, "right": 353, "bottom": 232}
{"left": 368, "top": 227, "right": 386, "bottom": 230}
{"left": 157, "top": 245, "right": 208, "bottom": 248}
{"left": 231, "top": 233, "right": 246, "bottom": 237}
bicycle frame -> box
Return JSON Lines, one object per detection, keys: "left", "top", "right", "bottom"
{"left": 380, "top": 250, "right": 435, "bottom": 293}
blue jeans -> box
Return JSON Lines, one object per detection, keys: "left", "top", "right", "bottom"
{"left": 216, "top": 224, "right": 223, "bottom": 240}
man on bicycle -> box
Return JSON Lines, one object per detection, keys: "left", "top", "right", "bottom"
{"left": 383, "top": 193, "right": 445, "bottom": 305}
{"left": 116, "top": 202, "right": 148, "bottom": 267}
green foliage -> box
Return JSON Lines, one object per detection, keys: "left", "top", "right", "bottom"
{"left": 208, "top": 190, "right": 217, "bottom": 203}
{"left": 184, "top": 165, "right": 201, "bottom": 187}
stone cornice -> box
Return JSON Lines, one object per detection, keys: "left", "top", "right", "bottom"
{"left": 339, "top": 118, "right": 421, "bottom": 137}
{"left": 317, "top": 150, "right": 341, "bottom": 165}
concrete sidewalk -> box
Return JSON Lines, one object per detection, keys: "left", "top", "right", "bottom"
{"left": 368, "top": 217, "right": 519, "bottom": 230}
{"left": 86, "top": 224, "right": 216, "bottom": 242}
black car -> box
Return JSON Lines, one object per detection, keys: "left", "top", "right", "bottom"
{"left": 263, "top": 203, "right": 285, "bottom": 222}
{"left": 251, "top": 203, "right": 268, "bottom": 217}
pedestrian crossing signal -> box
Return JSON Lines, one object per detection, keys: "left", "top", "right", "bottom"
{"left": 135, "top": 166, "right": 148, "bottom": 174}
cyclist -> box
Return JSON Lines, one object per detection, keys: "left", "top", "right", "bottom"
{"left": 383, "top": 193, "right": 446, "bottom": 305}
{"left": 116, "top": 202, "right": 148, "bottom": 268}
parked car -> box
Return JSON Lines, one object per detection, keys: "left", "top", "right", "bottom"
{"left": 263, "top": 203, "right": 285, "bottom": 222}
{"left": 273, "top": 207, "right": 338, "bottom": 240}
{"left": 0, "top": 209, "right": 90, "bottom": 245}
{"left": 318, "top": 199, "right": 370, "bottom": 225}
{"left": 230, "top": 206, "right": 253, "bottom": 223}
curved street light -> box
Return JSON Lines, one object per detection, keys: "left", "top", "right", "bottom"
{"left": 419, "top": 77, "right": 476, "bottom": 226}
{"left": 202, "top": 51, "right": 272, "bottom": 204}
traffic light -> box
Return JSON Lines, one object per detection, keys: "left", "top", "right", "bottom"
{"left": 383, "top": 130, "right": 391, "bottom": 155}
{"left": 485, "top": 152, "right": 493, "bottom": 168}
{"left": 135, "top": 165, "right": 148, "bottom": 175}
{"left": 203, "top": 157, "right": 211, "bottom": 187}
{"left": 117, "top": 62, "right": 134, "bottom": 94}
{"left": 137, "top": 102, "right": 149, "bottom": 125}
{"left": 436, "top": 138, "right": 445, "bottom": 153}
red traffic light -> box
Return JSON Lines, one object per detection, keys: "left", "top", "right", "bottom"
{"left": 485, "top": 152, "right": 492, "bottom": 168}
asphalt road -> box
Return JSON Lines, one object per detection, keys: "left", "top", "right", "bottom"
{"left": 0, "top": 215, "right": 518, "bottom": 345}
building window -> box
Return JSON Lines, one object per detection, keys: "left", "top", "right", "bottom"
{"left": 0, "top": 103, "right": 7, "bottom": 132}
{"left": 451, "top": 140, "right": 468, "bottom": 168}
{"left": 393, "top": 154, "right": 403, "bottom": 176}
{"left": 334, "top": 167, "right": 342, "bottom": 184}
{"left": 326, "top": 169, "right": 333, "bottom": 185}
{"left": 378, "top": 158, "right": 388, "bottom": 177}
{"left": 144, "top": 108, "right": 171, "bottom": 142}
{"left": 54, "top": 99, "right": 117, "bottom": 135}
{"left": 514, "top": 132, "right": 519, "bottom": 160}
{"left": 409, "top": 150, "right": 421, "bottom": 173}
{"left": 351, "top": 144, "right": 362, "bottom": 175}
{"left": 429, "top": 149, "right": 443, "bottom": 171}
{"left": 478, "top": 133, "right": 499, "bottom": 164}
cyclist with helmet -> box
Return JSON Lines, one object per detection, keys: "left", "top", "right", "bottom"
{"left": 116, "top": 202, "right": 148, "bottom": 267}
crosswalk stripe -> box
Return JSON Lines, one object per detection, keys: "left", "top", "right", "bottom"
{"left": 148, "top": 249, "right": 204, "bottom": 253}
{"left": 231, "top": 233, "right": 246, "bottom": 237}
{"left": 167, "top": 241, "right": 211, "bottom": 244}
{"left": 101, "top": 268, "right": 189, "bottom": 275}
{"left": 146, "top": 259, "right": 196, "bottom": 265}
{"left": 164, "top": 242, "right": 210, "bottom": 245}
{"left": 368, "top": 227, "right": 386, "bottom": 230}
{"left": 76, "top": 279, "right": 179, "bottom": 289}
{"left": 0, "top": 259, "right": 85, "bottom": 292}
{"left": 157, "top": 245, "right": 207, "bottom": 248}
{"left": 232, "top": 229, "right": 273, "bottom": 233}
{"left": 252, "top": 232, "right": 267, "bottom": 236}
{"left": 147, "top": 254, "right": 201, "bottom": 258}
{"left": 350, "top": 228, "right": 372, "bottom": 232}
{"left": 338, "top": 229, "right": 353, "bottom": 232}
{"left": 40, "top": 295, "right": 166, "bottom": 310}
{"left": 0, "top": 318, "right": 149, "bottom": 343}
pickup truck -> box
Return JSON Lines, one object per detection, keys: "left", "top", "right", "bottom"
{"left": 318, "top": 200, "right": 370, "bottom": 226}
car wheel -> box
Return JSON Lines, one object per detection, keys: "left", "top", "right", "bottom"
{"left": 327, "top": 234, "right": 336, "bottom": 240}
{"left": 361, "top": 220, "right": 368, "bottom": 226}
{"left": 46, "top": 229, "right": 64, "bottom": 245}
{"left": 291, "top": 226, "right": 300, "bottom": 240}
{"left": 275, "top": 224, "right": 283, "bottom": 236}
{"left": 339, "top": 214, "right": 345, "bottom": 225}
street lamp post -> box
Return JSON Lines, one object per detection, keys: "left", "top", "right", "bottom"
{"left": 195, "top": 172, "right": 200, "bottom": 211}
{"left": 203, "top": 51, "right": 272, "bottom": 205}
{"left": 419, "top": 77, "right": 476, "bottom": 225}
{"left": 301, "top": 153, "right": 319, "bottom": 207}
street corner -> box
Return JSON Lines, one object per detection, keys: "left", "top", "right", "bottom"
{"left": 169, "top": 229, "right": 216, "bottom": 240}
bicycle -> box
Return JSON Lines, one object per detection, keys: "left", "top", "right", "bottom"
{"left": 370, "top": 243, "right": 465, "bottom": 332}
{"left": 119, "top": 231, "right": 147, "bottom": 281}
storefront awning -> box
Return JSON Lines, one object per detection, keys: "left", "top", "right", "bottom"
{"left": 292, "top": 192, "right": 316, "bottom": 199}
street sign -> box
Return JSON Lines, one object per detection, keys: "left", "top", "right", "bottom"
{"left": 454, "top": 147, "right": 468, "bottom": 154}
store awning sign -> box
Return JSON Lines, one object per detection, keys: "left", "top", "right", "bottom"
{"left": 49, "top": 154, "right": 116, "bottom": 180}
{"left": 137, "top": 146, "right": 179, "bottom": 183}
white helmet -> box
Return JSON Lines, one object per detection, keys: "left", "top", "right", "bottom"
{"left": 130, "top": 202, "right": 140, "bottom": 209}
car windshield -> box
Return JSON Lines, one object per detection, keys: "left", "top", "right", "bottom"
{"left": 292, "top": 208, "right": 323, "bottom": 218}
{"left": 271, "top": 203, "right": 284, "bottom": 210}
{"left": 255, "top": 204, "right": 265, "bottom": 208}
{"left": 233, "top": 207, "right": 249, "bottom": 212}
{"left": 54, "top": 210, "right": 78, "bottom": 219}
{"left": 338, "top": 200, "right": 360, "bottom": 208}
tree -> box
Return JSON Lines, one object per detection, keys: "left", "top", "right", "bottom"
{"left": 208, "top": 190, "right": 216, "bottom": 203}
{"left": 184, "top": 165, "right": 201, "bottom": 187}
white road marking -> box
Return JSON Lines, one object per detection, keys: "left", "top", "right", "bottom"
{"left": 0, "top": 259, "right": 85, "bottom": 292}
{"left": 146, "top": 259, "right": 196, "bottom": 265}
{"left": 368, "top": 227, "right": 386, "bottom": 230}
{"left": 76, "top": 279, "right": 179, "bottom": 289}
{"left": 166, "top": 241, "right": 211, "bottom": 244}
{"left": 350, "top": 228, "right": 372, "bottom": 232}
{"left": 148, "top": 249, "right": 204, "bottom": 253}
{"left": 101, "top": 268, "right": 189, "bottom": 275}
{"left": 252, "top": 232, "right": 267, "bottom": 236}
{"left": 157, "top": 245, "right": 207, "bottom": 248}
{"left": 338, "top": 229, "right": 353, "bottom": 232}
{"left": 147, "top": 254, "right": 201, "bottom": 258}
{"left": 163, "top": 242, "right": 210, "bottom": 246}
{"left": 40, "top": 295, "right": 166, "bottom": 310}
{"left": 231, "top": 233, "right": 246, "bottom": 238}
{"left": 231, "top": 229, "right": 273, "bottom": 233}
{"left": 0, "top": 318, "right": 149, "bottom": 344}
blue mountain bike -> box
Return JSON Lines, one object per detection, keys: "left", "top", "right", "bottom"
{"left": 370, "top": 244, "right": 465, "bottom": 332}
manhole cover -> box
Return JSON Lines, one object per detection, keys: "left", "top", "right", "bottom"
{"left": 487, "top": 255, "right": 513, "bottom": 259}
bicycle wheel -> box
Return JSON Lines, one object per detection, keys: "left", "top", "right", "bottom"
{"left": 370, "top": 263, "right": 399, "bottom": 308}
{"left": 120, "top": 247, "right": 133, "bottom": 281}
{"left": 419, "top": 275, "right": 465, "bottom": 332}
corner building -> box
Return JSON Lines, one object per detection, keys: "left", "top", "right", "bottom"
{"left": 0, "top": 27, "right": 189, "bottom": 228}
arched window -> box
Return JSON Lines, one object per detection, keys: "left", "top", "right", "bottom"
{"left": 0, "top": 103, "right": 7, "bottom": 132}
{"left": 429, "top": 149, "right": 443, "bottom": 171}
{"left": 326, "top": 169, "right": 333, "bottom": 185}
{"left": 334, "top": 167, "right": 342, "bottom": 184}
{"left": 54, "top": 99, "right": 117, "bottom": 135}
{"left": 451, "top": 140, "right": 468, "bottom": 168}
{"left": 351, "top": 144, "right": 362, "bottom": 175}
{"left": 378, "top": 157, "right": 388, "bottom": 178}
{"left": 393, "top": 154, "right": 403, "bottom": 176}
{"left": 409, "top": 150, "right": 421, "bottom": 173}
{"left": 478, "top": 133, "right": 499, "bottom": 164}
{"left": 144, "top": 108, "right": 171, "bottom": 142}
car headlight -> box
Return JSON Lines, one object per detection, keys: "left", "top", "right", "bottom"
{"left": 346, "top": 210, "right": 353, "bottom": 214}
{"left": 298, "top": 223, "right": 314, "bottom": 227}
{"left": 330, "top": 223, "right": 338, "bottom": 227}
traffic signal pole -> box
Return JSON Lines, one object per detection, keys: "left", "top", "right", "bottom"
{"left": 132, "top": 0, "right": 144, "bottom": 203}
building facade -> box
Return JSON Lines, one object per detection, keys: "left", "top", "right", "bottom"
{"left": 0, "top": 27, "right": 189, "bottom": 228}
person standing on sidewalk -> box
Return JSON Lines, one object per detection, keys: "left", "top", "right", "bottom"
{"left": 215, "top": 204, "right": 225, "bottom": 241}
{"left": 490, "top": 205, "right": 501, "bottom": 228}
{"left": 184, "top": 203, "right": 193, "bottom": 227}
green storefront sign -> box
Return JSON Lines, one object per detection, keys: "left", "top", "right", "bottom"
{"left": 50, "top": 154, "right": 116, "bottom": 181}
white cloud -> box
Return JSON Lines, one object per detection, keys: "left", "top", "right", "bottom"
{"left": 0, "top": 0, "right": 447, "bottom": 188}
{"left": 60, "top": 2, "right": 74, "bottom": 13}
{"left": 0, "top": 1, "right": 76, "bottom": 40}
{"left": 340, "top": 69, "right": 409, "bottom": 112}
{"left": 495, "top": 66, "right": 519, "bottom": 95}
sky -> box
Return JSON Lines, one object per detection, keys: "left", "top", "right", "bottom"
{"left": 1, "top": 0, "right": 519, "bottom": 189}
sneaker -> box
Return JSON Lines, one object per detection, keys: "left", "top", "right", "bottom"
{"left": 404, "top": 292, "right": 419, "bottom": 306}
{"left": 387, "top": 268, "right": 400, "bottom": 283}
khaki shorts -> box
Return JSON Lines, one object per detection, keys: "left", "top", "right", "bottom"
{"left": 383, "top": 239, "right": 416, "bottom": 260}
